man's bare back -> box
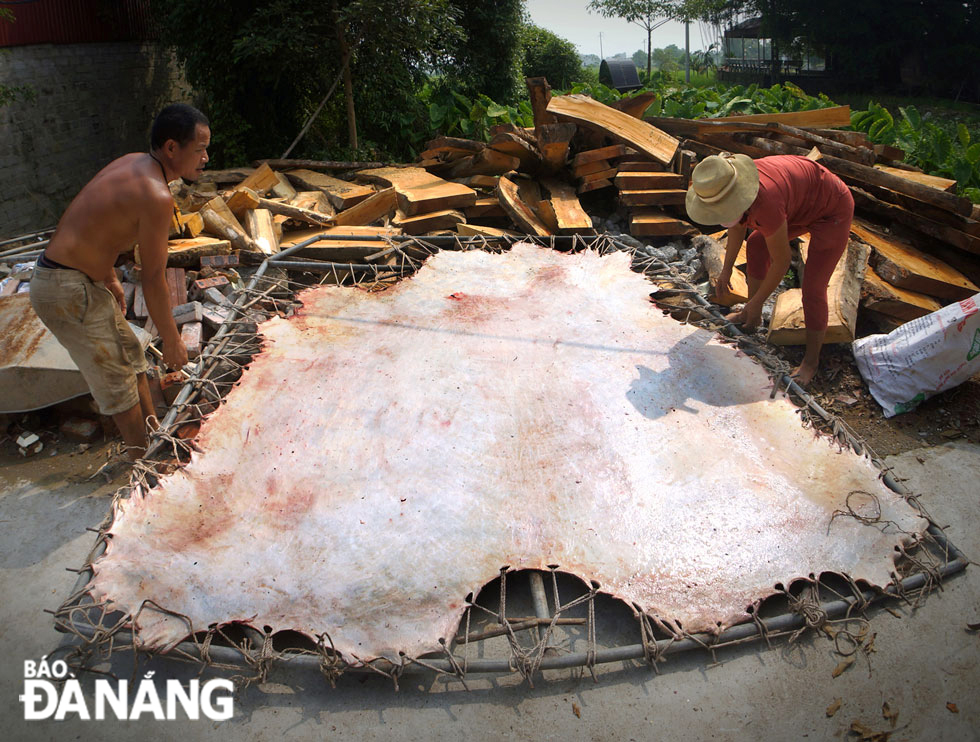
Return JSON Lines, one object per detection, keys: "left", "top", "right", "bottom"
{"left": 30, "top": 103, "right": 210, "bottom": 460}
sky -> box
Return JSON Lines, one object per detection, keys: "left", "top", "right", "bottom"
{"left": 524, "top": 0, "right": 719, "bottom": 58}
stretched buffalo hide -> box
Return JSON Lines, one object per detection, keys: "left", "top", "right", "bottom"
{"left": 89, "top": 244, "right": 925, "bottom": 662}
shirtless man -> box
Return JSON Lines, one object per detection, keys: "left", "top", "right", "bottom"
{"left": 30, "top": 103, "right": 210, "bottom": 459}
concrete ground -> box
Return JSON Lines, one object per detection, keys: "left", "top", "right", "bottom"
{"left": 0, "top": 439, "right": 977, "bottom": 741}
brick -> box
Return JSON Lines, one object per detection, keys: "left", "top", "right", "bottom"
{"left": 202, "top": 287, "right": 230, "bottom": 306}
{"left": 200, "top": 253, "right": 239, "bottom": 268}
{"left": 59, "top": 416, "right": 101, "bottom": 443}
{"left": 171, "top": 301, "right": 203, "bottom": 325}
{"left": 190, "top": 275, "right": 229, "bottom": 300}
{"left": 181, "top": 321, "right": 202, "bottom": 359}
{"left": 201, "top": 302, "right": 232, "bottom": 331}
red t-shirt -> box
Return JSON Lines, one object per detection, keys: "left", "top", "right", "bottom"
{"left": 743, "top": 156, "right": 850, "bottom": 237}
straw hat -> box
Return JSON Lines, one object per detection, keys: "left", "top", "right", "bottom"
{"left": 685, "top": 153, "right": 760, "bottom": 225}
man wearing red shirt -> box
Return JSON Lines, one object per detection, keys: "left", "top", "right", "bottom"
{"left": 686, "top": 153, "right": 854, "bottom": 384}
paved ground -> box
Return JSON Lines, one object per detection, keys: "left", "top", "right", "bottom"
{"left": 0, "top": 439, "right": 977, "bottom": 741}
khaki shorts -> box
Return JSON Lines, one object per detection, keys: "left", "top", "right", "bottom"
{"left": 30, "top": 264, "right": 148, "bottom": 415}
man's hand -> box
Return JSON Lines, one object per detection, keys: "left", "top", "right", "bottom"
{"left": 105, "top": 275, "right": 127, "bottom": 313}
{"left": 162, "top": 335, "right": 189, "bottom": 372}
{"left": 725, "top": 302, "right": 763, "bottom": 332}
{"left": 713, "top": 266, "right": 733, "bottom": 297}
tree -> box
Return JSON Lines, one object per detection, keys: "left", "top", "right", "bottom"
{"left": 521, "top": 24, "right": 583, "bottom": 90}
{"left": 447, "top": 0, "right": 524, "bottom": 104}
{"left": 586, "top": 0, "right": 676, "bottom": 81}
{"left": 0, "top": 8, "right": 35, "bottom": 109}
{"left": 152, "top": 0, "right": 461, "bottom": 164}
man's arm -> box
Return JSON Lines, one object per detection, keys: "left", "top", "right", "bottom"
{"left": 139, "top": 193, "right": 188, "bottom": 371}
{"left": 714, "top": 222, "right": 747, "bottom": 294}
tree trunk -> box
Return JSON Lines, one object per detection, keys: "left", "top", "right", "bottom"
{"left": 332, "top": 0, "right": 357, "bottom": 151}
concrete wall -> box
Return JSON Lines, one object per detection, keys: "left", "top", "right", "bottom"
{"left": 0, "top": 42, "right": 191, "bottom": 240}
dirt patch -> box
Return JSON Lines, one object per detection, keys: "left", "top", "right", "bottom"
{"left": 778, "top": 343, "right": 980, "bottom": 457}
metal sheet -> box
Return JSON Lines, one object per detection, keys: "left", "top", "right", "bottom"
{"left": 87, "top": 244, "right": 926, "bottom": 662}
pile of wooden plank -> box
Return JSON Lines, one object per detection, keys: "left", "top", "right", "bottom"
{"left": 157, "top": 76, "right": 979, "bottom": 351}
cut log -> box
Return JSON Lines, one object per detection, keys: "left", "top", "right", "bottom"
{"left": 572, "top": 144, "right": 627, "bottom": 169}
{"left": 809, "top": 128, "right": 871, "bottom": 148}
{"left": 572, "top": 159, "right": 613, "bottom": 178}
{"left": 767, "top": 239, "right": 870, "bottom": 345}
{"left": 496, "top": 174, "right": 551, "bottom": 236}
{"left": 699, "top": 235, "right": 750, "bottom": 305}
{"left": 526, "top": 76, "right": 557, "bottom": 132}
{"left": 422, "top": 136, "right": 485, "bottom": 155}
{"left": 358, "top": 166, "right": 477, "bottom": 216}
{"left": 873, "top": 144, "right": 907, "bottom": 162}
{"left": 578, "top": 167, "right": 619, "bottom": 184}
{"left": 812, "top": 151, "right": 973, "bottom": 217}
{"left": 608, "top": 92, "right": 657, "bottom": 119}
{"left": 616, "top": 160, "right": 665, "bottom": 172}
{"left": 332, "top": 187, "right": 397, "bottom": 227}
{"left": 225, "top": 187, "right": 260, "bottom": 219}
{"left": 279, "top": 226, "right": 402, "bottom": 263}
{"left": 392, "top": 209, "right": 465, "bottom": 235}
{"left": 160, "top": 238, "right": 232, "bottom": 268}
{"left": 237, "top": 163, "right": 279, "bottom": 196}
{"left": 465, "top": 197, "right": 507, "bottom": 219}
{"left": 851, "top": 220, "right": 978, "bottom": 300}
{"left": 446, "top": 148, "right": 521, "bottom": 179}
{"left": 456, "top": 223, "right": 523, "bottom": 238}
{"left": 540, "top": 178, "right": 593, "bottom": 234}
{"left": 628, "top": 208, "right": 695, "bottom": 238}
{"left": 286, "top": 169, "right": 375, "bottom": 210}
{"left": 708, "top": 106, "right": 852, "bottom": 127}
{"left": 615, "top": 171, "right": 685, "bottom": 190}
{"left": 290, "top": 190, "right": 335, "bottom": 216}
{"left": 271, "top": 172, "right": 297, "bottom": 201}
{"left": 244, "top": 208, "right": 280, "bottom": 255}
{"left": 178, "top": 211, "right": 205, "bottom": 238}
{"left": 548, "top": 94, "right": 679, "bottom": 165}
{"left": 200, "top": 197, "right": 260, "bottom": 253}
{"left": 873, "top": 165, "right": 957, "bottom": 193}
{"left": 619, "top": 189, "right": 687, "bottom": 207}
{"left": 453, "top": 174, "right": 500, "bottom": 189}
{"left": 257, "top": 196, "right": 335, "bottom": 227}
{"left": 861, "top": 266, "right": 943, "bottom": 321}
{"left": 488, "top": 132, "right": 541, "bottom": 170}
{"left": 577, "top": 178, "right": 613, "bottom": 194}
{"left": 537, "top": 122, "right": 578, "bottom": 170}
{"left": 850, "top": 188, "right": 980, "bottom": 256}
{"left": 535, "top": 200, "right": 559, "bottom": 233}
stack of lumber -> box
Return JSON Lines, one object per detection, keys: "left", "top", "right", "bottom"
{"left": 647, "top": 105, "right": 980, "bottom": 337}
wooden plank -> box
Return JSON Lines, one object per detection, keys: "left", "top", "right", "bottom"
{"left": 541, "top": 178, "right": 593, "bottom": 234}
{"left": 286, "top": 169, "right": 375, "bottom": 210}
{"left": 357, "top": 166, "right": 477, "bottom": 216}
{"left": 812, "top": 151, "right": 973, "bottom": 217}
{"left": 200, "top": 196, "right": 259, "bottom": 252}
{"left": 165, "top": 238, "right": 232, "bottom": 268}
{"left": 526, "top": 76, "right": 556, "bottom": 132}
{"left": 548, "top": 94, "right": 678, "bottom": 165}
{"left": 278, "top": 226, "right": 402, "bottom": 263}
{"left": 237, "top": 163, "right": 279, "bottom": 196}
{"left": 572, "top": 159, "right": 612, "bottom": 178}
{"left": 332, "top": 187, "right": 397, "bottom": 227}
{"left": 629, "top": 208, "right": 696, "bottom": 238}
{"left": 861, "top": 266, "right": 943, "bottom": 320}
{"left": 178, "top": 211, "right": 204, "bottom": 238}
{"left": 579, "top": 167, "right": 619, "bottom": 185}
{"left": 608, "top": 92, "right": 657, "bottom": 119}
{"left": 616, "top": 160, "right": 665, "bottom": 172}
{"left": 615, "top": 172, "right": 685, "bottom": 190}
{"left": 571, "top": 144, "right": 627, "bottom": 169}
{"left": 488, "top": 132, "right": 541, "bottom": 170}
{"left": 850, "top": 220, "right": 978, "bottom": 300}
{"left": 700, "top": 234, "right": 750, "bottom": 305}
{"left": 768, "top": 238, "right": 870, "bottom": 345}
{"left": 577, "top": 178, "right": 614, "bottom": 194}
{"left": 225, "top": 188, "right": 260, "bottom": 219}
{"left": 271, "top": 172, "right": 297, "bottom": 201}
{"left": 166, "top": 267, "right": 187, "bottom": 307}
{"left": 243, "top": 208, "right": 280, "bottom": 255}
{"left": 496, "top": 174, "right": 551, "bottom": 236}
{"left": 290, "top": 190, "right": 335, "bottom": 215}
{"left": 456, "top": 223, "right": 524, "bottom": 238}
{"left": 873, "top": 144, "right": 907, "bottom": 162}
{"left": 873, "top": 165, "right": 957, "bottom": 193}
{"left": 708, "top": 105, "right": 852, "bottom": 127}
{"left": 453, "top": 175, "right": 500, "bottom": 190}
{"left": 446, "top": 148, "right": 521, "bottom": 179}
{"left": 422, "top": 136, "right": 485, "bottom": 155}
{"left": 464, "top": 197, "right": 507, "bottom": 219}
{"left": 258, "top": 195, "right": 335, "bottom": 227}
{"left": 619, "top": 189, "right": 687, "bottom": 207}
{"left": 537, "top": 122, "right": 577, "bottom": 170}
{"left": 392, "top": 208, "right": 465, "bottom": 235}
